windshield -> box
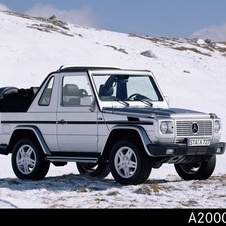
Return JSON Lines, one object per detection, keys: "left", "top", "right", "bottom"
{"left": 92, "top": 74, "right": 163, "bottom": 102}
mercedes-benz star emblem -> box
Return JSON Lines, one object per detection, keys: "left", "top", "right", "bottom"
{"left": 191, "top": 122, "right": 199, "bottom": 134}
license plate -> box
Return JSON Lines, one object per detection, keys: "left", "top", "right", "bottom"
{"left": 188, "top": 138, "right": 211, "bottom": 146}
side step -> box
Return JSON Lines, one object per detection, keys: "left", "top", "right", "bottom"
{"left": 46, "top": 156, "right": 98, "bottom": 163}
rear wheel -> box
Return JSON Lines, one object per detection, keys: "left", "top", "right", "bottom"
{"left": 11, "top": 138, "right": 50, "bottom": 180}
{"left": 174, "top": 155, "right": 216, "bottom": 180}
{"left": 76, "top": 160, "right": 110, "bottom": 179}
{"left": 109, "top": 139, "right": 152, "bottom": 185}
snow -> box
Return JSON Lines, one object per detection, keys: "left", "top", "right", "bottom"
{"left": 0, "top": 10, "right": 226, "bottom": 211}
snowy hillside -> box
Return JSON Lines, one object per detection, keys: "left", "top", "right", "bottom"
{"left": 0, "top": 10, "right": 226, "bottom": 210}
{"left": 1, "top": 11, "right": 226, "bottom": 115}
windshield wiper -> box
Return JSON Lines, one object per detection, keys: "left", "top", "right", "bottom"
{"left": 128, "top": 94, "right": 153, "bottom": 107}
{"left": 140, "top": 99, "right": 153, "bottom": 107}
{"left": 113, "top": 97, "right": 129, "bottom": 107}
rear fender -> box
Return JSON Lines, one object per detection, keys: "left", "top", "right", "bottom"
{"left": 9, "top": 125, "right": 51, "bottom": 155}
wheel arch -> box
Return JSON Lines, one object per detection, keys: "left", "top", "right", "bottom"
{"left": 102, "top": 125, "right": 151, "bottom": 160}
{"left": 8, "top": 125, "right": 51, "bottom": 155}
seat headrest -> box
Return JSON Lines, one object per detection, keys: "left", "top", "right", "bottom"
{"left": 64, "top": 84, "right": 79, "bottom": 96}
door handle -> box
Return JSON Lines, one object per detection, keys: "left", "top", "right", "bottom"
{"left": 58, "top": 119, "right": 67, "bottom": 124}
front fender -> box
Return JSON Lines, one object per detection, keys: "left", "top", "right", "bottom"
{"left": 106, "top": 125, "right": 152, "bottom": 156}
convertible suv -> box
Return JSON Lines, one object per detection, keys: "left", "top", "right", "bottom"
{"left": 0, "top": 65, "right": 225, "bottom": 185}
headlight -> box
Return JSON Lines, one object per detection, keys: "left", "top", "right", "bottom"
{"left": 214, "top": 120, "right": 221, "bottom": 133}
{"left": 160, "top": 121, "right": 173, "bottom": 134}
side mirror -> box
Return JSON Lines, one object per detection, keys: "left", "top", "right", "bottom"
{"left": 80, "top": 95, "right": 93, "bottom": 106}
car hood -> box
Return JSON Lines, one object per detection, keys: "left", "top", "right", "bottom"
{"left": 102, "top": 107, "right": 213, "bottom": 119}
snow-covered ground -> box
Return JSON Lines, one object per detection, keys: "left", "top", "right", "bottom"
{"left": 0, "top": 10, "right": 226, "bottom": 211}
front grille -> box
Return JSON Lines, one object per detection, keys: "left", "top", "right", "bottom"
{"left": 176, "top": 120, "right": 212, "bottom": 137}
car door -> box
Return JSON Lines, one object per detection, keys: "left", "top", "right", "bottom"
{"left": 56, "top": 71, "right": 99, "bottom": 153}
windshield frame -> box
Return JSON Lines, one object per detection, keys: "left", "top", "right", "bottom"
{"left": 89, "top": 69, "right": 168, "bottom": 109}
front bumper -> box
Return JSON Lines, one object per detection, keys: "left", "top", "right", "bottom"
{"left": 147, "top": 142, "right": 225, "bottom": 157}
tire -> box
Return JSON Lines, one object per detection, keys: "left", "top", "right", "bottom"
{"left": 174, "top": 155, "right": 216, "bottom": 180}
{"left": 76, "top": 160, "right": 110, "bottom": 179}
{"left": 109, "top": 139, "right": 152, "bottom": 185}
{"left": 11, "top": 138, "right": 50, "bottom": 180}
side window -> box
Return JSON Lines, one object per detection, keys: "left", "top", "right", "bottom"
{"left": 62, "top": 72, "right": 92, "bottom": 106}
{"left": 39, "top": 76, "right": 54, "bottom": 106}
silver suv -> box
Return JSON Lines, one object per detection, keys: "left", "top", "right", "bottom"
{"left": 0, "top": 66, "right": 225, "bottom": 185}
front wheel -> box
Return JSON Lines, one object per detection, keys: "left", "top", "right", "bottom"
{"left": 109, "top": 139, "right": 152, "bottom": 185}
{"left": 174, "top": 155, "right": 216, "bottom": 180}
{"left": 11, "top": 138, "right": 50, "bottom": 180}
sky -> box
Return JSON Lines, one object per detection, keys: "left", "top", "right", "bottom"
{"left": 0, "top": 10, "right": 226, "bottom": 215}
{"left": 0, "top": 0, "right": 226, "bottom": 41}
